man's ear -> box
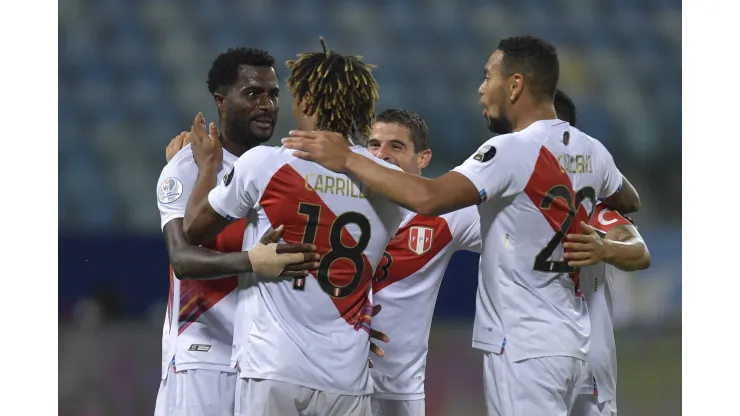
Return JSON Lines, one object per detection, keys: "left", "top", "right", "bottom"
{"left": 417, "top": 149, "right": 432, "bottom": 170}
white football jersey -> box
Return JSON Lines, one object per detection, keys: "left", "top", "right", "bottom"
{"left": 207, "top": 145, "right": 407, "bottom": 395}
{"left": 370, "top": 206, "right": 481, "bottom": 400}
{"left": 156, "top": 145, "right": 243, "bottom": 378}
{"left": 578, "top": 203, "right": 632, "bottom": 402}
{"left": 452, "top": 120, "right": 623, "bottom": 362}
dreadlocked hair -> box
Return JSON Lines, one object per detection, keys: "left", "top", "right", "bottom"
{"left": 286, "top": 37, "right": 379, "bottom": 140}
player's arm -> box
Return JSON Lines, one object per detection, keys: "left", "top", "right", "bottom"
{"left": 600, "top": 223, "right": 651, "bottom": 271}
{"left": 164, "top": 219, "right": 318, "bottom": 280}
{"left": 602, "top": 175, "right": 641, "bottom": 214}
{"left": 564, "top": 208, "right": 651, "bottom": 271}
{"left": 592, "top": 140, "right": 641, "bottom": 214}
{"left": 283, "top": 131, "right": 521, "bottom": 216}
{"left": 182, "top": 114, "right": 235, "bottom": 245}
{"left": 182, "top": 160, "right": 230, "bottom": 245}
{"left": 341, "top": 155, "right": 479, "bottom": 217}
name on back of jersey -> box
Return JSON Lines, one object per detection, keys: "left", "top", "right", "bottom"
{"left": 555, "top": 153, "right": 593, "bottom": 174}
{"left": 303, "top": 173, "right": 373, "bottom": 200}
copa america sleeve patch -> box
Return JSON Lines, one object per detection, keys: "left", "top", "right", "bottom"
{"left": 158, "top": 177, "right": 183, "bottom": 204}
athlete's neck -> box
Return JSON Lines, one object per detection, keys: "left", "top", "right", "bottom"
{"left": 510, "top": 102, "right": 558, "bottom": 133}
{"left": 219, "top": 125, "right": 254, "bottom": 157}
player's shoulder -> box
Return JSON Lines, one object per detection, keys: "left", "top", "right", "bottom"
{"left": 567, "top": 126, "right": 610, "bottom": 153}
{"left": 466, "top": 132, "right": 537, "bottom": 167}
{"left": 351, "top": 146, "right": 404, "bottom": 171}
{"left": 157, "top": 145, "right": 196, "bottom": 205}
{"left": 241, "top": 144, "right": 284, "bottom": 160}
{"left": 588, "top": 203, "right": 632, "bottom": 232}
{"left": 158, "top": 144, "right": 197, "bottom": 183}
{"left": 162, "top": 144, "right": 195, "bottom": 171}
{"left": 233, "top": 145, "right": 289, "bottom": 171}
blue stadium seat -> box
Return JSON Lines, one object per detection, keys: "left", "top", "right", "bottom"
{"left": 58, "top": 0, "right": 681, "bottom": 231}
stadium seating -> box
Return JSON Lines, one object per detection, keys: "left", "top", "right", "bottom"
{"left": 59, "top": 0, "right": 681, "bottom": 232}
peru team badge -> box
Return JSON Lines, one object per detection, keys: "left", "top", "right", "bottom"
{"left": 408, "top": 226, "right": 434, "bottom": 255}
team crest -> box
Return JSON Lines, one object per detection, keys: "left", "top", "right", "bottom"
{"left": 408, "top": 226, "right": 434, "bottom": 255}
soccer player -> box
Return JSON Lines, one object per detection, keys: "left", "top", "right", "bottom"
{"left": 553, "top": 88, "right": 577, "bottom": 128}
{"left": 154, "top": 48, "right": 319, "bottom": 416}
{"left": 567, "top": 203, "right": 650, "bottom": 416}
{"left": 182, "top": 39, "right": 407, "bottom": 416}
{"left": 553, "top": 90, "right": 651, "bottom": 416}
{"left": 362, "top": 109, "right": 481, "bottom": 416}
{"left": 282, "top": 36, "right": 641, "bottom": 415}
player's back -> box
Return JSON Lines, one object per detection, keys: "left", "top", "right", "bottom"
{"left": 209, "top": 144, "right": 407, "bottom": 395}
{"left": 453, "top": 120, "right": 624, "bottom": 362}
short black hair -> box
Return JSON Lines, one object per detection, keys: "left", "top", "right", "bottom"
{"left": 286, "top": 38, "right": 379, "bottom": 139}
{"left": 207, "top": 47, "right": 276, "bottom": 95}
{"left": 497, "top": 36, "right": 559, "bottom": 100}
{"left": 554, "top": 89, "right": 577, "bottom": 126}
{"left": 376, "top": 109, "right": 430, "bottom": 152}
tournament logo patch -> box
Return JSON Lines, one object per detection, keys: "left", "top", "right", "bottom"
{"left": 408, "top": 226, "right": 434, "bottom": 255}
{"left": 223, "top": 166, "right": 234, "bottom": 186}
{"left": 158, "top": 177, "right": 183, "bottom": 204}
{"left": 473, "top": 145, "right": 497, "bottom": 162}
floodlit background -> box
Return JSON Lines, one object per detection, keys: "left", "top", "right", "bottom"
{"left": 59, "top": 0, "right": 681, "bottom": 414}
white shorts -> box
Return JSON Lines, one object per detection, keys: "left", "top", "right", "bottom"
{"left": 572, "top": 394, "right": 617, "bottom": 416}
{"left": 154, "top": 362, "right": 177, "bottom": 416}
{"left": 370, "top": 397, "right": 424, "bottom": 416}
{"left": 236, "top": 377, "right": 371, "bottom": 416}
{"left": 174, "top": 368, "right": 237, "bottom": 416}
{"left": 482, "top": 352, "right": 586, "bottom": 416}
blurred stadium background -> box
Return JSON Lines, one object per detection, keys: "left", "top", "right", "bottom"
{"left": 58, "top": 0, "right": 681, "bottom": 414}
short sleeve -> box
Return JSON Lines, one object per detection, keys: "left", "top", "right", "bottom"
{"left": 588, "top": 203, "right": 632, "bottom": 234}
{"left": 593, "top": 140, "right": 623, "bottom": 199}
{"left": 452, "top": 206, "right": 482, "bottom": 254}
{"left": 452, "top": 134, "right": 528, "bottom": 203}
{"left": 156, "top": 154, "right": 197, "bottom": 230}
{"left": 208, "top": 146, "right": 271, "bottom": 220}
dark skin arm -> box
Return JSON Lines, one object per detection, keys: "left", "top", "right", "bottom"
{"left": 182, "top": 161, "right": 229, "bottom": 245}
{"left": 181, "top": 113, "right": 233, "bottom": 245}
{"left": 164, "top": 219, "right": 319, "bottom": 280}
{"left": 563, "top": 221, "right": 651, "bottom": 271}
{"left": 602, "top": 175, "right": 641, "bottom": 214}
{"left": 282, "top": 131, "right": 480, "bottom": 217}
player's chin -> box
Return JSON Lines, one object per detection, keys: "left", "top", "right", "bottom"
{"left": 487, "top": 117, "right": 511, "bottom": 135}
{"left": 250, "top": 126, "right": 274, "bottom": 142}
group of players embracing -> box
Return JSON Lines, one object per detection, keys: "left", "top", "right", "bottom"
{"left": 154, "top": 35, "right": 650, "bottom": 416}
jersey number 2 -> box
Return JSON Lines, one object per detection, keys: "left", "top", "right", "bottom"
{"left": 295, "top": 202, "right": 371, "bottom": 298}
{"left": 534, "top": 185, "right": 595, "bottom": 273}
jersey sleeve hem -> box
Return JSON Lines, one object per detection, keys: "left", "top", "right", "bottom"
{"left": 451, "top": 167, "right": 487, "bottom": 204}
{"left": 160, "top": 213, "right": 184, "bottom": 230}
{"left": 208, "top": 191, "right": 238, "bottom": 221}
{"left": 601, "top": 176, "right": 623, "bottom": 201}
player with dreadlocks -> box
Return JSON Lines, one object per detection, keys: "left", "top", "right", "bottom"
{"left": 286, "top": 37, "right": 379, "bottom": 141}
{"left": 182, "top": 38, "right": 407, "bottom": 416}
